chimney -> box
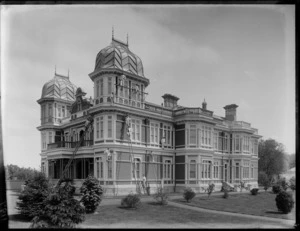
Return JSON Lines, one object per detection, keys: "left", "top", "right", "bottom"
{"left": 223, "top": 104, "right": 238, "bottom": 121}
{"left": 162, "top": 94, "right": 179, "bottom": 109}
{"left": 202, "top": 98, "right": 207, "bottom": 110}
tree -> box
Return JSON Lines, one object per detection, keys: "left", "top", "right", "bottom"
{"left": 16, "top": 172, "right": 50, "bottom": 218}
{"left": 288, "top": 153, "right": 295, "bottom": 169}
{"left": 258, "top": 139, "right": 289, "bottom": 180}
{"left": 258, "top": 171, "right": 271, "bottom": 192}
{"left": 5, "top": 164, "right": 38, "bottom": 180}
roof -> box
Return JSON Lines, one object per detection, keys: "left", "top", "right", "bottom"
{"left": 41, "top": 73, "right": 77, "bottom": 101}
{"left": 94, "top": 38, "right": 144, "bottom": 77}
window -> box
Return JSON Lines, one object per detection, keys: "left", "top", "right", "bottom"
{"left": 62, "top": 106, "right": 65, "bottom": 118}
{"left": 202, "top": 160, "right": 211, "bottom": 179}
{"left": 124, "top": 80, "right": 129, "bottom": 98}
{"left": 189, "top": 125, "right": 197, "bottom": 145}
{"left": 251, "top": 164, "right": 254, "bottom": 178}
{"left": 48, "top": 132, "right": 52, "bottom": 144}
{"left": 243, "top": 136, "right": 250, "bottom": 152}
{"left": 201, "top": 126, "right": 212, "bottom": 146}
{"left": 213, "top": 132, "right": 218, "bottom": 150}
{"left": 48, "top": 104, "right": 52, "bottom": 122}
{"left": 163, "top": 125, "right": 172, "bottom": 146}
{"left": 190, "top": 160, "right": 196, "bottom": 179}
{"left": 150, "top": 122, "right": 159, "bottom": 144}
{"left": 96, "top": 80, "right": 100, "bottom": 97}
{"left": 108, "top": 77, "right": 112, "bottom": 95}
{"left": 132, "top": 158, "right": 141, "bottom": 179}
{"left": 96, "top": 118, "right": 100, "bottom": 139}
{"left": 130, "top": 119, "right": 141, "bottom": 142}
{"left": 41, "top": 105, "right": 46, "bottom": 122}
{"left": 243, "top": 160, "right": 250, "bottom": 179}
{"left": 107, "top": 159, "right": 112, "bottom": 179}
{"left": 235, "top": 135, "right": 241, "bottom": 151}
{"left": 96, "top": 157, "right": 103, "bottom": 178}
{"left": 100, "top": 116, "right": 104, "bottom": 139}
{"left": 100, "top": 78, "right": 104, "bottom": 96}
{"left": 107, "top": 116, "right": 113, "bottom": 138}
{"left": 42, "top": 132, "right": 47, "bottom": 149}
{"left": 213, "top": 161, "right": 219, "bottom": 179}
{"left": 235, "top": 163, "right": 240, "bottom": 179}
{"left": 164, "top": 159, "right": 172, "bottom": 179}
{"left": 58, "top": 106, "right": 61, "bottom": 118}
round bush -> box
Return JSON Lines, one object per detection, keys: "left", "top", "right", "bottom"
{"left": 250, "top": 188, "right": 259, "bottom": 195}
{"left": 153, "top": 187, "right": 168, "bottom": 205}
{"left": 272, "top": 185, "right": 282, "bottom": 194}
{"left": 80, "top": 175, "right": 103, "bottom": 213}
{"left": 275, "top": 191, "right": 294, "bottom": 214}
{"left": 121, "top": 194, "right": 141, "bottom": 209}
{"left": 183, "top": 188, "right": 196, "bottom": 202}
{"left": 223, "top": 190, "right": 229, "bottom": 199}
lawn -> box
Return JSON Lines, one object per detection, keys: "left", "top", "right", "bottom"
{"left": 172, "top": 191, "right": 296, "bottom": 221}
{"left": 77, "top": 200, "right": 293, "bottom": 229}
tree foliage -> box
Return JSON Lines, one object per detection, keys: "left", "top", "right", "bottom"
{"left": 5, "top": 164, "right": 39, "bottom": 180}
{"left": 258, "top": 171, "right": 272, "bottom": 192}
{"left": 258, "top": 139, "right": 289, "bottom": 179}
{"left": 16, "top": 172, "right": 50, "bottom": 218}
{"left": 30, "top": 178, "right": 85, "bottom": 228}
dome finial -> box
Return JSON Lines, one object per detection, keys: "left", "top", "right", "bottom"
{"left": 68, "top": 68, "right": 70, "bottom": 78}
{"left": 112, "top": 25, "right": 114, "bottom": 39}
{"left": 55, "top": 65, "right": 56, "bottom": 75}
{"left": 127, "top": 33, "right": 129, "bottom": 46}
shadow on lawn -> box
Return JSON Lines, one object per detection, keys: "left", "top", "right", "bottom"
{"left": 265, "top": 211, "right": 283, "bottom": 215}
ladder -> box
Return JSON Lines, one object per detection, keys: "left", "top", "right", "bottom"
{"left": 58, "top": 116, "right": 94, "bottom": 184}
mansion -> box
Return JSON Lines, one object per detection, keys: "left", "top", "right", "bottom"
{"left": 37, "top": 36, "right": 261, "bottom": 195}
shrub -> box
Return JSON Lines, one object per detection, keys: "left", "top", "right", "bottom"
{"left": 183, "top": 188, "right": 196, "bottom": 202}
{"left": 16, "top": 172, "right": 50, "bottom": 218}
{"left": 272, "top": 185, "right": 282, "bottom": 194}
{"left": 289, "top": 177, "right": 296, "bottom": 191}
{"left": 277, "top": 178, "right": 289, "bottom": 191}
{"left": 121, "top": 193, "right": 141, "bottom": 209}
{"left": 30, "top": 178, "right": 85, "bottom": 228}
{"left": 80, "top": 175, "right": 103, "bottom": 213}
{"left": 250, "top": 188, "right": 259, "bottom": 195}
{"left": 275, "top": 191, "right": 294, "bottom": 214}
{"left": 0, "top": 202, "right": 7, "bottom": 221}
{"left": 223, "top": 190, "right": 229, "bottom": 199}
{"left": 153, "top": 187, "right": 168, "bottom": 205}
{"left": 206, "top": 183, "right": 215, "bottom": 199}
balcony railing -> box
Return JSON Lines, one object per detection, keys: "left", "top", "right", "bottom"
{"left": 47, "top": 140, "right": 93, "bottom": 150}
{"left": 173, "top": 107, "right": 213, "bottom": 117}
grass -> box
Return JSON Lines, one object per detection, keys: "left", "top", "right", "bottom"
{"left": 172, "top": 190, "right": 296, "bottom": 220}
{"left": 79, "top": 201, "right": 286, "bottom": 228}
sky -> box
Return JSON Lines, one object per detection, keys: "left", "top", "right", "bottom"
{"left": 1, "top": 4, "right": 295, "bottom": 170}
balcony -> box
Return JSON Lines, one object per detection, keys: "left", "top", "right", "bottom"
{"left": 47, "top": 140, "right": 93, "bottom": 150}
